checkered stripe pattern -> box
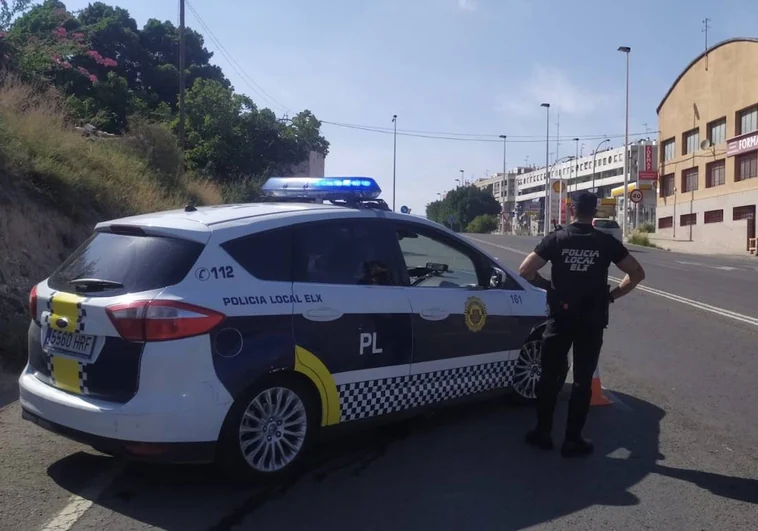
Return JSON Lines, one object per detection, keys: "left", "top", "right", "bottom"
{"left": 43, "top": 295, "right": 54, "bottom": 378}
{"left": 78, "top": 366, "right": 89, "bottom": 394}
{"left": 75, "top": 301, "right": 87, "bottom": 332}
{"left": 337, "top": 360, "right": 516, "bottom": 422}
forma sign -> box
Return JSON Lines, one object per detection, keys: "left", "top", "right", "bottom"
{"left": 727, "top": 130, "right": 758, "bottom": 157}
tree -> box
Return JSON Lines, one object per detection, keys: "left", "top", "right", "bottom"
{"left": 466, "top": 214, "right": 498, "bottom": 234}
{"left": 3, "top": 0, "right": 330, "bottom": 181}
{"left": 425, "top": 185, "right": 501, "bottom": 232}
{"left": 0, "top": 0, "right": 33, "bottom": 31}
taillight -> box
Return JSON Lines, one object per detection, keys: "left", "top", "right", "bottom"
{"left": 29, "top": 284, "right": 38, "bottom": 321}
{"left": 106, "top": 300, "right": 225, "bottom": 342}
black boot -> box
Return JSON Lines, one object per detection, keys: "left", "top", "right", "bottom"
{"left": 525, "top": 429, "right": 554, "bottom": 451}
{"left": 560, "top": 436, "right": 594, "bottom": 458}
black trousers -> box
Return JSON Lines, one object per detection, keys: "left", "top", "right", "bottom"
{"left": 535, "top": 315, "right": 604, "bottom": 440}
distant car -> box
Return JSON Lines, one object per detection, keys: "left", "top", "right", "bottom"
{"left": 19, "top": 175, "right": 552, "bottom": 481}
{"left": 592, "top": 218, "right": 622, "bottom": 241}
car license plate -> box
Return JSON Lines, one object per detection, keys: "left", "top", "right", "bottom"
{"left": 44, "top": 327, "right": 96, "bottom": 360}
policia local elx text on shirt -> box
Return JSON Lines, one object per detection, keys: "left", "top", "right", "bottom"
{"left": 518, "top": 192, "right": 646, "bottom": 458}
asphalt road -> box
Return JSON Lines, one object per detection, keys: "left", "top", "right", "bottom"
{"left": 1, "top": 235, "right": 757, "bottom": 531}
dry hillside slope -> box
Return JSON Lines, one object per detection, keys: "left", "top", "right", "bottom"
{"left": 0, "top": 77, "right": 223, "bottom": 372}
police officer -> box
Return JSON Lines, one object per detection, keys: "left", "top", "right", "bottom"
{"left": 517, "top": 192, "right": 646, "bottom": 457}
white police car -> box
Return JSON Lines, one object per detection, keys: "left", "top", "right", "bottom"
{"left": 19, "top": 176, "right": 549, "bottom": 480}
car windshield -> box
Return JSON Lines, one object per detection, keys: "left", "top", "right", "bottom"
{"left": 594, "top": 219, "right": 620, "bottom": 229}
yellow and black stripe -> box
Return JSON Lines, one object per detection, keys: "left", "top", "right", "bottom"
{"left": 45, "top": 291, "right": 88, "bottom": 395}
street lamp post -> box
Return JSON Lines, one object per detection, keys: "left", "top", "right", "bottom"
{"left": 548, "top": 155, "right": 575, "bottom": 226}
{"left": 499, "top": 134, "right": 507, "bottom": 234}
{"left": 573, "top": 138, "right": 579, "bottom": 194}
{"left": 541, "top": 103, "right": 550, "bottom": 235}
{"left": 618, "top": 46, "right": 631, "bottom": 239}
{"left": 392, "top": 114, "right": 397, "bottom": 211}
{"left": 459, "top": 169, "right": 464, "bottom": 187}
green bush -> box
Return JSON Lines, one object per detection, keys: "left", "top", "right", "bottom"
{"left": 466, "top": 214, "right": 498, "bottom": 233}
{"left": 638, "top": 222, "right": 655, "bottom": 233}
{"left": 120, "top": 118, "right": 184, "bottom": 191}
{"left": 628, "top": 229, "right": 658, "bottom": 248}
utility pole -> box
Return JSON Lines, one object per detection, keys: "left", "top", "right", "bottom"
{"left": 555, "top": 112, "right": 560, "bottom": 164}
{"left": 703, "top": 18, "right": 711, "bottom": 70}
{"left": 178, "top": 0, "right": 186, "bottom": 151}
{"left": 618, "top": 46, "right": 631, "bottom": 240}
{"left": 573, "top": 137, "right": 579, "bottom": 195}
{"left": 541, "top": 103, "right": 550, "bottom": 235}
{"left": 499, "top": 134, "right": 507, "bottom": 234}
{"left": 392, "top": 114, "right": 397, "bottom": 211}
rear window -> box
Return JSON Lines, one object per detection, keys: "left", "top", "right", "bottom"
{"left": 48, "top": 231, "right": 204, "bottom": 297}
{"left": 594, "top": 219, "right": 620, "bottom": 229}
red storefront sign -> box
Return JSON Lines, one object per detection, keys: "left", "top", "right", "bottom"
{"left": 639, "top": 145, "right": 658, "bottom": 180}
{"left": 727, "top": 130, "right": 758, "bottom": 157}
{"left": 644, "top": 145, "right": 654, "bottom": 170}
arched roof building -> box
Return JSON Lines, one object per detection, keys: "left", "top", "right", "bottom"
{"left": 656, "top": 38, "right": 758, "bottom": 253}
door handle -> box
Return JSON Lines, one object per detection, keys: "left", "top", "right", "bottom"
{"left": 304, "top": 308, "right": 343, "bottom": 322}
{"left": 420, "top": 308, "right": 449, "bottom": 321}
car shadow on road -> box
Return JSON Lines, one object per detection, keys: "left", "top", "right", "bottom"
{"left": 0, "top": 371, "right": 20, "bottom": 410}
{"left": 46, "top": 390, "right": 758, "bottom": 531}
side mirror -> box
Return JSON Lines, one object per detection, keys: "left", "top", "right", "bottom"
{"left": 489, "top": 268, "right": 505, "bottom": 289}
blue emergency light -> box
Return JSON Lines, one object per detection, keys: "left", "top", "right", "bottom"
{"left": 261, "top": 176, "right": 382, "bottom": 201}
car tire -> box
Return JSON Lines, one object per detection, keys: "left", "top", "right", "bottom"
{"left": 509, "top": 332, "right": 569, "bottom": 405}
{"left": 217, "top": 375, "right": 319, "bottom": 483}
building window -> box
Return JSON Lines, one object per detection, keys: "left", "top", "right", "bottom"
{"left": 707, "top": 118, "right": 727, "bottom": 145}
{"left": 662, "top": 138, "right": 676, "bottom": 162}
{"left": 681, "top": 167, "right": 698, "bottom": 192}
{"left": 660, "top": 173, "right": 675, "bottom": 197}
{"left": 738, "top": 105, "right": 758, "bottom": 135}
{"left": 735, "top": 152, "right": 758, "bottom": 182}
{"left": 706, "top": 160, "right": 725, "bottom": 188}
{"left": 734, "top": 205, "right": 756, "bottom": 221}
{"left": 683, "top": 128, "right": 700, "bottom": 155}
{"left": 680, "top": 213, "right": 697, "bottom": 226}
{"left": 704, "top": 209, "right": 724, "bottom": 224}
{"left": 658, "top": 216, "right": 673, "bottom": 229}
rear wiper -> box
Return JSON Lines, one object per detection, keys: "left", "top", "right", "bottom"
{"left": 68, "top": 278, "right": 124, "bottom": 292}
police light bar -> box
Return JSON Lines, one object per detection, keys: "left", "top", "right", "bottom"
{"left": 261, "top": 176, "right": 382, "bottom": 200}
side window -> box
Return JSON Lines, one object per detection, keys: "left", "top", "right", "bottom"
{"left": 498, "top": 270, "right": 524, "bottom": 291}
{"left": 220, "top": 226, "right": 293, "bottom": 282}
{"left": 395, "top": 224, "right": 481, "bottom": 288}
{"left": 293, "top": 220, "right": 403, "bottom": 286}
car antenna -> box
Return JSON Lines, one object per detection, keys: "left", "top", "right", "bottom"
{"left": 184, "top": 201, "right": 197, "bottom": 212}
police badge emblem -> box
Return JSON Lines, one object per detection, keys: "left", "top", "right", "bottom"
{"left": 464, "top": 296, "right": 487, "bottom": 333}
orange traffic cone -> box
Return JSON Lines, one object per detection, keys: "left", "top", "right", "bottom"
{"left": 589, "top": 365, "right": 613, "bottom": 406}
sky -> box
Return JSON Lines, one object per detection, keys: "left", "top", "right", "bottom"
{"left": 63, "top": 0, "right": 758, "bottom": 216}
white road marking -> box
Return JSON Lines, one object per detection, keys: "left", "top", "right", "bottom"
{"left": 41, "top": 460, "right": 125, "bottom": 531}
{"left": 677, "top": 260, "right": 740, "bottom": 272}
{"left": 468, "top": 237, "right": 758, "bottom": 328}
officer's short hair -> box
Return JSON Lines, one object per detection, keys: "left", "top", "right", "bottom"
{"left": 573, "top": 192, "right": 598, "bottom": 217}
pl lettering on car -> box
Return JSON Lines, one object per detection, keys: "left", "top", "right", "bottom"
{"left": 359, "top": 332, "right": 383, "bottom": 355}
{"left": 19, "top": 175, "right": 550, "bottom": 481}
